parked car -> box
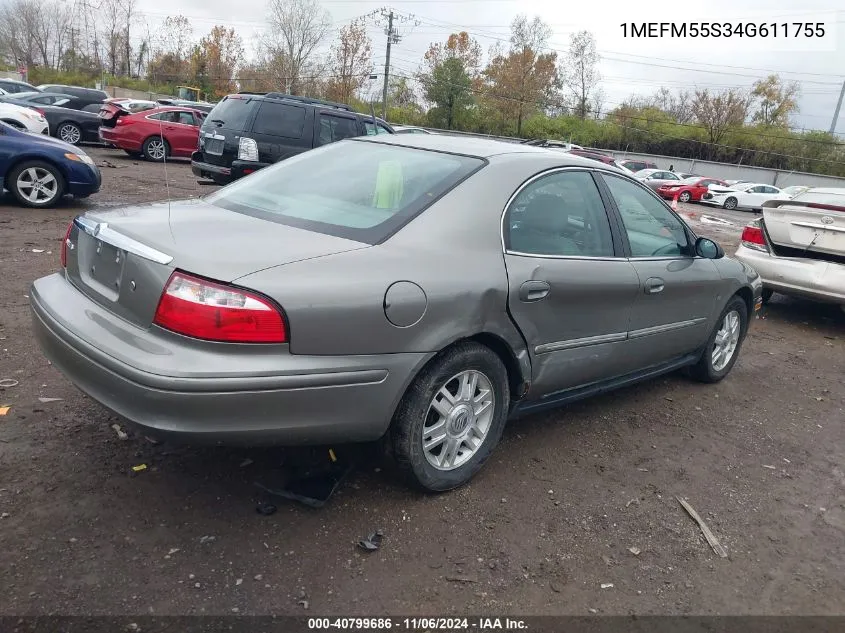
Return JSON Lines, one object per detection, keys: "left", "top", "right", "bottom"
{"left": 701, "top": 182, "right": 790, "bottom": 211}
{"left": 99, "top": 106, "right": 206, "bottom": 161}
{"left": 0, "top": 121, "right": 101, "bottom": 207}
{"left": 635, "top": 168, "right": 684, "bottom": 191}
{"left": 0, "top": 78, "right": 40, "bottom": 94}
{"left": 725, "top": 180, "right": 751, "bottom": 187}
{"left": 2, "top": 94, "right": 101, "bottom": 144}
{"left": 37, "top": 85, "right": 109, "bottom": 104}
{"left": 780, "top": 185, "right": 810, "bottom": 199}
{"left": 10, "top": 90, "right": 105, "bottom": 112}
{"left": 619, "top": 158, "right": 658, "bottom": 173}
{"left": 656, "top": 177, "right": 729, "bottom": 203}
{"left": 521, "top": 139, "right": 583, "bottom": 151}
{"left": 0, "top": 100, "right": 49, "bottom": 134}
{"left": 675, "top": 172, "right": 699, "bottom": 180}
{"left": 734, "top": 188, "right": 844, "bottom": 310}
{"left": 30, "top": 135, "right": 761, "bottom": 491}
{"left": 568, "top": 148, "right": 617, "bottom": 166}
{"left": 392, "top": 125, "right": 433, "bottom": 134}
{"left": 191, "top": 92, "right": 395, "bottom": 184}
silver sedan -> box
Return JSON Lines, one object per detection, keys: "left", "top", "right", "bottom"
{"left": 31, "top": 135, "right": 762, "bottom": 491}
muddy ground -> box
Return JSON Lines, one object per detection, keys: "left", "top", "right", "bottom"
{"left": 0, "top": 148, "right": 843, "bottom": 616}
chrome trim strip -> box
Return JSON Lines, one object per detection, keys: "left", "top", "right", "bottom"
{"left": 73, "top": 217, "right": 174, "bottom": 265}
{"left": 628, "top": 318, "right": 707, "bottom": 340}
{"left": 535, "top": 331, "right": 627, "bottom": 354}
{"left": 505, "top": 249, "right": 627, "bottom": 262}
{"left": 790, "top": 221, "right": 845, "bottom": 233}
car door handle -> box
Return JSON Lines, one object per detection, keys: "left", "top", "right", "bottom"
{"left": 644, "top": 277, "right": 665, "bottom": 294}
{"left": 518, "top": 280, "right": 551, "bottom": 302}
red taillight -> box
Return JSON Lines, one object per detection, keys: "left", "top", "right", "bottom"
{"left": 153, "top": 272, "right": 286, "bottom": 343}
{"left": 60, "top": 221, "right": 73, "bottom": 268}
{"left": 741, "top": 224, "right": 768, "bottom": 251}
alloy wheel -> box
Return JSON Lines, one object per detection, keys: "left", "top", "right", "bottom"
{"left": 146, "top": 139, "right": 166, "bottom": 161}
{"left": 15, "top": 167, "right": 59, "bottom": 205}
{"left": 422, "top": 370, "right": 495, "bottom": 471}
{"left": 59, "top": 124, "right": 81, "bottom": 144}
{"left": 712, "top": 310, "right": 741, "bottom": 371}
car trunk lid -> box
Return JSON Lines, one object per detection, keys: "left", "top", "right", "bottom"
{"left": 63, "top": 199, "right": 369, "bottom": 327}
{"left": 762, "top": 199, "right": 845, "bottom": 257}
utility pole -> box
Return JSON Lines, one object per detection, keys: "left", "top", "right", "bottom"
{"left": 382, "top": 10, "right": 395, "bottom": 120}
{"left": 364, "top": 8, "right": 419, "bottom": 120}
{"left": 830, "top": 79, "right": 845, "bottom": 135}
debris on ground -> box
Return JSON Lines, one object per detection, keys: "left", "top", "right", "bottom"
{"left": 131, "top": 464, "right": 147, "bottom": 473}
{"left": 0, "top": 379, "right": 19, "bottom": 388}
{"left": 256, "top": 448, "right": 354, "bottom": 508}
{"left": 601, "top": 583, "right": 614, "bottom": 589}
{"left": 111, "top": 424, "right": 129, "bottom": 441}
{"left": 0, "top": 406, "right": 9, "bottom": 416}
{"left": 762, "top": 465, "right": 776, "bottom": 470}
{"left": 144, "top": 436, "right": 161, "bottom": 445}
{"left": 31, "top": 249, "right": 44, "bottom": 253}
{"left": 256, "top": 502, "right": 277, "bottom": 516}
{"left": 240, "top": 458, "right": 254, "bottom": 468}
{"left": 298, "top": 600, "right": 309, "bottom": 609}
{"left": 358, "top": 530, "right": 384, "bottom": 552}
{"left": 445, "top": 575, "right": 478, "bottom": 583}
{"left": 628, "top": 547, "right": 641, "bottom": 556}
{"left": 199, "top": 536, "right": 216, "bottom": 544}
{"left": 676, "top": 496, "right": 728, "bottom": 558}
{"left": 38, "top": 397, "right": 63, "bottom": 403}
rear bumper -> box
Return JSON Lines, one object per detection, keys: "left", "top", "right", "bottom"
{"left": 191, "top": 153, "right": 270, "bottom": 182}
{"left": 734, "top": 244, "right": 845, "bottom": 304}
{"left": 30, "top": 273, "right": 429, "bottom": 445}
{"left": 98, "top": 127, "right": 138, "bottom": 150}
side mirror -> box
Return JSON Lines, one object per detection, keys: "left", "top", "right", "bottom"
{"left": 695, "top": 237, "right": 724, "bottom": 259}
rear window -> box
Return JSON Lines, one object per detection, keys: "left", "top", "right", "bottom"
{"left": 791, "top": 190, "right": 845, "bottom": 206}
{"left": 205, "top": 140, "right": 485, "bottom": 244}
{"left": 205, "top": 96, "right": 254, "bottom": 131}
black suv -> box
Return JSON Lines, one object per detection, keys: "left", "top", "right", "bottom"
{"left": 191, "top": 92, "right": 394, "bottom": 184}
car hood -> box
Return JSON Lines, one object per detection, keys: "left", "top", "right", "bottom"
{"left": 7, "top": 126, "right": 82, "bottom": 154}
{"left": 82, "top": 198, "right": 371, "bottom": 282}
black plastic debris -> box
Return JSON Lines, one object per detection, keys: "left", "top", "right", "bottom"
{"left": 256, "top": 502, "right": 277, "bottom": 516}
{"left": 358, "top": 530, "right": 384, "bottom": 552}
{"left": 255, "top": 447, "right": 354, "bottom": 509}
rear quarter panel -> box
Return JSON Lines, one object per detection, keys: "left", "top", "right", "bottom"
{"left": 233, "top": 155, "right": 559, "bottom": 362}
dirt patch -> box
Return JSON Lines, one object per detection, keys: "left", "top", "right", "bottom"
{"left": 0, "top": 147, "right": 843, "bottom": 616}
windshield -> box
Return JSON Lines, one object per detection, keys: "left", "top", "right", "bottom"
{"left": 205, "top": 140, "right": 485, "bottom": 244}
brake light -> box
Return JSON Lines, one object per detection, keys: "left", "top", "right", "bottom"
{"left": 60, "top": 221, "right": 73, "bottom": 267}
{"left": 740, "top": 224, "right": 768, "bottom": 252}
{"left": 153, "top": 272, "right": 286, "bottom": 343}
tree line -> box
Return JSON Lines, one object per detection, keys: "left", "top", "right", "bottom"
{"left": 1, "top": 0, "right": 842, "bottom": 176}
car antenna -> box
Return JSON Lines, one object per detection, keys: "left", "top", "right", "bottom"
{"left": 157, "top": 108, "right": 174, "bottom": 237}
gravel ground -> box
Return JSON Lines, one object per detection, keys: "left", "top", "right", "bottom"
{"left": 0, "top": 147, "right": 843, "bottom": 616}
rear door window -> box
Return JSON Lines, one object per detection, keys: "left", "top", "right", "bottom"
{"left": 177, "top": 111, "right": 196, "bottom": 126}
{"left": 252, "top": 102, "right": 306, "bottom": 138}
{"left": 206, "top": 97, "right": 254, "bottom": 131}
{"left": 318, "top": 114, "right": 360, "bottom": 146}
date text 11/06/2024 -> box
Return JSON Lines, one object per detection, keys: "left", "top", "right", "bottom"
{"left": 307, "top": 617, "right": 528, "bottom": 630}
{"left": 620, "top": 22, "right": 826, "bottom": 38}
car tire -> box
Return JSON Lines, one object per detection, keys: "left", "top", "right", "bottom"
{"left": 57, "top": 122, "right": 83, "bottom": 145}
{"left": 688, "top": 296, "right": 748, "bottom": 384}
{"left": 679, "top": 191, "right": 692, "bottom": 203}
{"left": 7, "top": 160, "right": 66, "bottom": 208}
{"left": 142, "top": 136, "right": 169, "bottom": 162}
{"left": 723, "top": 197, "right": 738, "bottom": 210}
{"left": 390, "top": 342, "right": 510, "bottom": 492}
{"left": 761, "top": 288, "right": 774, "bottom": 304}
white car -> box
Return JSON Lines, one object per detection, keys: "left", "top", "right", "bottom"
{"left": 734, "top": 188, "right": 845, "bottom": 310}
{"left": 0, "top": 102, "right": 49, "bottom": 135}
{"left": 391, "top": 125, "right": 434, "bottom": 134}
{"left": 700, "top": 182, "right": 790, "bottom": 211}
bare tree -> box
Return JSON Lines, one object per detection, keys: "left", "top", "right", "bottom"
{"left": 563, "top": 30, "right": 600, "bottom": 120}
{"left": 649, "top": 87, "right": 694, "bottom": 123}
{"left": 692, "top": 88, "right": 752, "bottom": 154}
{"left": 591, "top": 87, "right": 606, "bottom": 119}
{"left": 263, "top": 0, "right": 332, "bottom": 94}
{"left": 325, "top": 18, "right": 372, "bottom": 103}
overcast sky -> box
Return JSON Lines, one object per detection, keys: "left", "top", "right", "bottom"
{"left": 134, "top": 0, "right": 845, "bottom": 135}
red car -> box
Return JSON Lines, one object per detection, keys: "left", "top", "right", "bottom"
{"left": 657, "top": 177, "right": 728, "bottom": 203}
{"left": 98, "top": 106, "right": 206, "bottom": 162}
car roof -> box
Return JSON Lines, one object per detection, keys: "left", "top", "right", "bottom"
{"left": 354, "top": 134, "right": 629, "bottom": 172}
